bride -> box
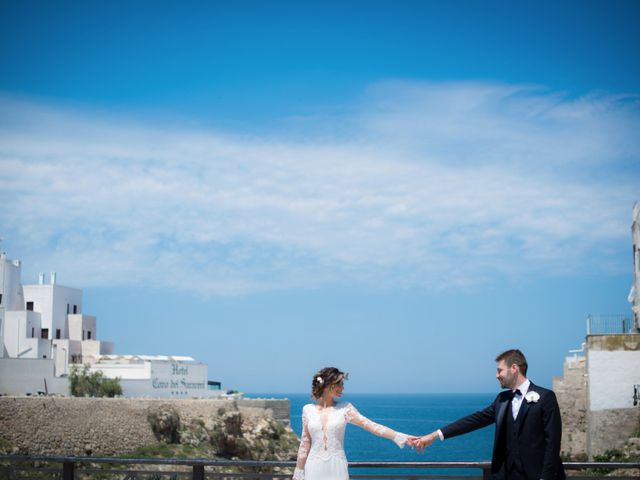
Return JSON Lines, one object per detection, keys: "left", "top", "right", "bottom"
{"left": 292, "top": 367, "right": 417, "bottom": 480}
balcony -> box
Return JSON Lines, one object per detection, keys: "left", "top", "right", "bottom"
{"left": 587, "top": 314, "right": 636, "bottom": 335}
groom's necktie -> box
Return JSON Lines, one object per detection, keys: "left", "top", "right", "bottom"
{"left": 511, "top": 389, "right": 523, "bottom": 419}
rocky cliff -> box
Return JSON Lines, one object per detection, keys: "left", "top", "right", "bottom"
{"left": 0, "top": 396, "right": 299, "bottom": 461}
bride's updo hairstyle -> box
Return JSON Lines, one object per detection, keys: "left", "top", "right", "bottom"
{"left": 311, "top": 367, "right": 348, "bottom": 400}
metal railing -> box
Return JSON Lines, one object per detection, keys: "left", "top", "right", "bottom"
{"left": 1, "top": 456, "right": 639, "bottom": 480}
{"left": 587, "top": 314, "right": 635, "bottom": 335}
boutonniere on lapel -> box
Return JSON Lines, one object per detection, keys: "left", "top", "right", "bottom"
{"left": 524, "top": 391, "right": 540, "bottom": 403}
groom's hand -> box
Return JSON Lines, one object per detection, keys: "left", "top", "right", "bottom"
{"left": 406, "top": 436, "right": 421, "bottom": 449}
{"left": 415, "top": 431, "right": 438, "bottom": 453}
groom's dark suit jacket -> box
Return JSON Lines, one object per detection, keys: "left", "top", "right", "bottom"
{"left": 440, "top": 383, "right": 565, "bottom": 480}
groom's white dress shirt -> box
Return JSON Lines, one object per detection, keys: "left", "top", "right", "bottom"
{"left": 511, "top": 379, "right": 530, "bottom": 420}
{"left": 435, "top": 378, "right": 531, "bottom": 441}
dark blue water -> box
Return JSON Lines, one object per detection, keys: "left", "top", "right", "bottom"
{"left": 246, "top": 393, "right": 496, "bottom": 476}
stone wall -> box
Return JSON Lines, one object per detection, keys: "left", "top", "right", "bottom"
{"left": 0, "top": 396, "right": 293, "bottom": 457}
{"left": 553, "top": 355, "right": 587, "bottom": 459}
{"left": 586, "top": 334, "right": 640, "bottom": 457}
{"left": 237, "top": 397, "right": 290, "bottom": 425}
{"left": 555, "top": 335, "right": 640, "bottom": 459}
{"left": 588, "top": 407, "right": 640, "bottom": 457}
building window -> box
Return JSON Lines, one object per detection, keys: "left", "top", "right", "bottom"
{"left": 56, "top": 329, "right": 61, "bottom": 339}
{"left": 0, "top": 293, "right": 2, "bottom": 305}
{"left": 73, "top": 305, "right": 78, "bottom": 314}
{"left": 41, "top": 328, "right": 49, "bottom": 339}
{"left": 26, "top": 301, "right": 34, "bottom": 311}
{"left": 67, "top": 303, "right": 70, "bottom": 314}
{"left": 82, "top": 330, "right": 85, "bottom": 340}
{"left": 31, "top": 327, "right": 35, "bottom": 338}
{"left": 87, "top": 331, "right": 92, "bottom": 340}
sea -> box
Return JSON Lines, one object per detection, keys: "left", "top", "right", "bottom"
{"left": 246, "top": 393, "right": 496, "bottom": 477}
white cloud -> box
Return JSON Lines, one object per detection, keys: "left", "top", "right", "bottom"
{"left": 1, "top": 82, "right": 638, "bottom": 294}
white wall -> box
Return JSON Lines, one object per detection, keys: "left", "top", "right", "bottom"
{"left": 0, "top": 321, "right": 4, "bottom": 358}
{"left": 91, "top": 361, "right": 152, "bottom": 380}
{"left": 91, "top": 361, "right": 213, "bottom": 398}
{"left": 68, "top": 314, "right": 96, "bottom": 341}
{"left": 3, "top": 310, "right": 50, "bottom": 359}
{"left": 82, "top": 339, "right": 114, "bottom": 359}
{"left": 0, "top": 358, "right": 69, "bottom": 395}
{"left": 23, "top": 284, "right": 82, "bottom": 340}
{"left": 631, "top": 202, "right": 640, "bottom": 329}
{"left": 588, "top": 349, "right": 640, "bottom": 410}
{"left": 52, "top": 339, "right": 83, "bottom": 375}
{"left": 0, "top": 254, "right": 24, "bottom": 311}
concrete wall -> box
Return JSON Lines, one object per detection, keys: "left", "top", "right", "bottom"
{"left": 0, "top": 358, "right": 69, "bottom": 395}
{"left": 237, "top": 397, "right": 291, "bottom": 425}
{"left": 631, "top": 202, "right": 639, "bottom": 330}
{"left": 81, "top": 339, "right": 114, "bottom": 358}
{"left": 0, "top": 396, "right": 291, "bottom": 456}
{"left": 3, "top": 311, "right": 49, "bottom": 359}
{"left": 1, "top": 357, "right": 216, "bottom": 398}
{"left": 0, "top": 254, "right": 23, "bottom": 311}
{"left": 92, "top": 361, "right": 213, "bottom": 398}
{"left": 23, "top": 284, "right": 82, "bottom": 339}
{"left": 51, "top": 339, "right": 82, "bottom": 375}
{"left": 587, "top": 335, "right": 640, "bottom": 410}
{"left": 588, "top": 407, "right": 640, "bottom": 457}
{"left": 586, "top": 334, "right": 640, "bottom": 457}
{"left": 68, "top": 314, "right": 95, "bottom": 341}
{"left": 554, "top": 335, "right": 640, "bottom": 458}
{"left": 553, "top": 355, "right": 587, "bottom": 458}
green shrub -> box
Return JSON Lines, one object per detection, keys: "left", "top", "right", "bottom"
{"left": 147, "top": 407, "right": 181, "bottom": 444}
{"left": 593, "top": 449, "right": 625, "bottom": 462}
{"left": 591, "top": 449, "right": 626, "bottom": 475}
{"left": 69, "top": 364, "right": 123, "bottom": 397}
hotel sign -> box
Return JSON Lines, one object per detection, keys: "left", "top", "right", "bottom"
{"left": 151, "top": 362, "right": 207, "bottom": 396}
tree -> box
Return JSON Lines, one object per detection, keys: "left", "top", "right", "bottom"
{"left": 69, "top": 364, "right": 123, "bottom": 397}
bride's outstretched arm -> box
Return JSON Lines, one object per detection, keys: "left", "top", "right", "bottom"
{"left": 292, "top": 409, "right": 311, "bottom": 480}
{"left": 345, "top": 403, "right": 410, "bottom": 448}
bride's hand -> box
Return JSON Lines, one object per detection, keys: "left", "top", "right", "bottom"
{"left": 414, "top": 432, "right": 438, "bottom": 453}
{"left": 406, "top": 436, "right": 421, "bottom": 449}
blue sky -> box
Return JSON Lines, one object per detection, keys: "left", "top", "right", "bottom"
{"left": 1, "top": 1, "right": 639, "bottom": 393}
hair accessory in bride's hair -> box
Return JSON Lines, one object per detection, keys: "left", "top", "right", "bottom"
{"left": 316, "top": 376, "right": 324, "bottom": 384}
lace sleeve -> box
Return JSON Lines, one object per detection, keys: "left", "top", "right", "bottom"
{"left": 293, "top": 407, "right": 311, "bottom": 480}
{"left": 345, "top": 403, "right": 408, "bottom": 448}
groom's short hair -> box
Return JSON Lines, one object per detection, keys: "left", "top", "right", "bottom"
{"left": 496, "top": 349, "right": 528, "bottom": 376}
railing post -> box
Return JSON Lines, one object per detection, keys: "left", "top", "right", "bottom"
{"left": 62, "top": 461, "right": 74, "bottom": 480}
{"left": 193, "top": 464, "right": 205, "bottom": 480}
{"left": 482, "top": 465, "right": 492, "bottom": 480}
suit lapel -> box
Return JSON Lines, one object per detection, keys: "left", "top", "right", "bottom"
{"left": 495, "top": 392, "right": 510, "bottom": 429}
{"left": 494, "top": 392, "right": 512, "bottom": 448}
{"left": 515, "top": 383, "right": 537, "bottom": 432}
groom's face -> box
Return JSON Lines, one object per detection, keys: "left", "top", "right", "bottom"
{"left": 496, "top": 360, "right": 517, "bottom": 389}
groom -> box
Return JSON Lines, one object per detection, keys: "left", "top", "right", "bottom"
{"left": 415, "top": 349, "right": 565, "bottom": 480}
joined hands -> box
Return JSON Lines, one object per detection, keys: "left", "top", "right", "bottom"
{"left": 407, "top": 431, "right": 439, "bottom": 453}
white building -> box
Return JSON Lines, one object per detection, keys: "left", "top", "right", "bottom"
{"left": 0, "top": 250, "right": 225, "bottom": 398}
{"left": 89, "top": 354, "right": 222, "bottom": 398}
{"left": 630, "top": 201, "right": 640, "bottom": 331}
{"left": 0, "top": 261, "right": 113, "bottom": 367}
{"left": 554, "top": 202, "right": 640, "bottom": 458}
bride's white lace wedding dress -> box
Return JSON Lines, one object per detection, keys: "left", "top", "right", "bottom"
{"left": 292, "top": 402, "right": 408, "bottom": 480}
